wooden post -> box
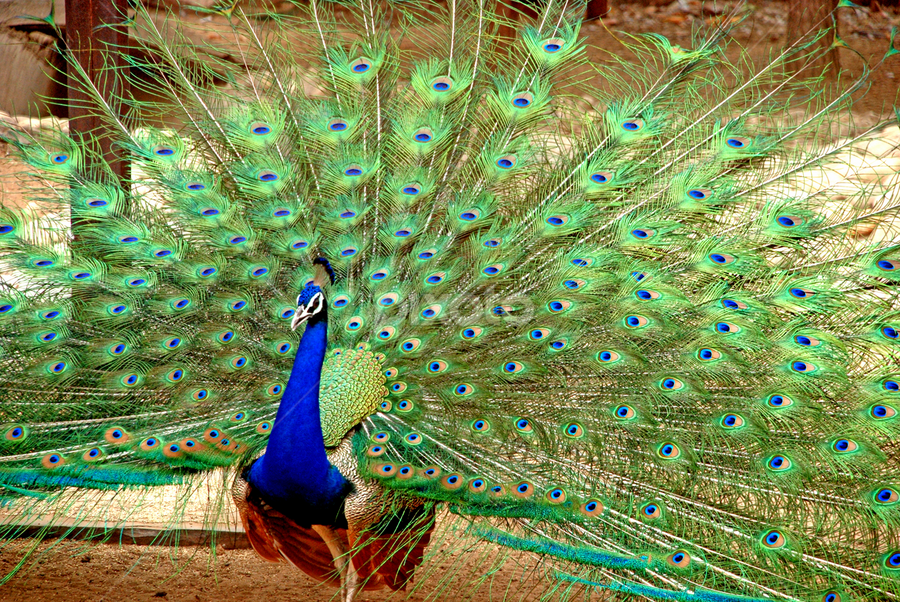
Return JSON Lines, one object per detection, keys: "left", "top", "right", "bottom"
{"left": 785, "top": 0, "right": 840, "bottom": 79}
{"left": 64, "top": 0, "right": 129, "bottom": 181}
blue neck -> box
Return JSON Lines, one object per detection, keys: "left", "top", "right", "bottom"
{"left": 249, "top": 314, "right": 349, "bottom": 519}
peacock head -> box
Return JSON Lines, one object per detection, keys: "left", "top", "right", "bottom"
{"left": 291, "top": 258, "right": 336, "bottom": 331}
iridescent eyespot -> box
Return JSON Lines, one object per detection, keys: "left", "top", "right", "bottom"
{"left": 192, "top": 389, "right": 209, "bottom": 400}
{"left": 761, "top": 529, "right": 785, "bottom": 548}
{"left": 720, "top": 414, "right": 745, "bottom": 429}
{"left": 350, "top": 57, "right": 372, "bottom": 73}
{"left": 716, "top": 322, "right": 740, "bottom": 334}
{"left": 230, "top": 300, "right": 248, "bottom": 311}
{"left": 421, "top": 304, "right": 441, "bottom": 319}
{"left": 562, "top": 279, "right": 585, "bottom": 290}
{"left": 250, "top": 122, "right": 271, "bottom": 135}
{"left": 344, "top": 165, "right": 363, "bottom": 177}
{"left": 497, "top": 358, "right": 523, "bottom": 375}
{"left": 48, "top": 361, "right": 67, "bottom": 374}
{"left": 400, "top": 338, "right": 421, "bottom": 353}
{"left": 550, "top": 339, "right": 568, "bottom": 350}
{"left": 511, "top": 92, "right": 533, "bottom": 108}
{"left": 870, "top": 403, "right": 897, "bottom": 420}
{"left": 886, "top": 552, "right": 900, "bottom": 569}
{"left": 530, "top": 328, "right": 550, "bottom": 341}
{"left": 542, "top": 38, "right": 565, "bottom": 53}
{"left": 496, "top": 155, "right": 517, "bottom": 169}
{"left": 563, "top": 423, "right": 584, "bottom": 438}
{"left": 405, "top": 432, "right": 423, "bottom": 445}
{"left": 427, "top": 360, "right": 448, "bottom": 374}
{"left": 877, "top": 260, "right": 899, "bottom": 271}
{"left": 482, "top": 263, "right": 503, "bottom": 276}
{"left": 390, "top": 382, "right": 408, "bottom": 394}
{"left": 580, "top": 500, "right": 603, "bottom": 517}
{"left": 140, "top": 437, "right": 159, "bottom": 451}
{"left": 83, "top": 447, "right": 104, "bottom": 462}
{"left": 5, "top": 425, "right": 27, "bottom": 441}
{"left": 621, "top": 119, "right": 643, "bottom": 131}
{"left": 831, "top": 438, "right": 859, "bottom": 453}
{"left": 42, "top": 453, "right": 66, "bottom": 468}
{"left": 431, "top": 76, "right": 453, "bottom": 91}
{"left": 546, "top": 488, "right": 566, "bottom": 503}
{"left": 667, "top": 551, "right": 691, "bottom": 569}
{"left": 105, "top": 427, "right": 130, "bottom": 444}
{"left": 697, "top": 348, "right": 721, "bottom": 361}
{"left": 767, "top": 455, "right": 792, "bottom": 471}
{"left": 624, "top": 315, "right": 649, "bottom": 328}
{"left": 461, "top": 327, "right": 483, "bottom": 340}
{"left": 656, "top": 442, "right": 681, "bottom": 459}
{"left": 882, "top": 326, "right": 899, "bottom": 340}
{"left": 461, "top": 210, "right": 479, "bottom": 221}
{"left": 378, "top": 293, "right": 400, "bottom": 307}
{"left": 791, "top": 360, "right": 817, "bottom": 373}
{"left": 514, "top": 418, "right": 532, "bottom": 432}
{"left": 709, "top": 253, "right": 736, "bottom": 265}
{"left": 597, "top": 350, "right": 620, "bottom": 363}
{"left": 396, "top": 399, "right": 414, "bottom": 412}
{"left": 874, "top": 488, "right": 899, "bottom": 504}
{"left": 548, "top": 300, "right": 571, "bottom": 313}
{"left": 257, "top": 170, "right": 279, "bottom": 182}
{"left": 659, "top": 377, "right": 684, "bottom": 391}
{"left": 366, "top": 445, "right": 386, "bottom": 457}
{"left": 635, "top": 289, "right": 660, "bottom": 301}
{"left": 512, "top": 482, "right": 534, "bottom": 497}
{"left": 373, "top": 463, "right": 397, "bottom": 477}
{"left": 345, "top": 319, "right": 363, "bottom": 331}
{"left": 789, "top": 288, "right": 816, "bottom": 299}
{"left": 109, "top": 342, "right": 127, "bottom": 356}
{"left": 884, "top": 380, "right": 899, "bottom": 392}
{"left": 546, "top": 214, "right": 569, "bottom": 226}
{"left": 726, "top": 136, "right": 751, "bottom": 149}
{"left": 425, "top": 272, "right": 446, "bottom": 285}
{"left": 469, "top": 478, "right": 486, "bottom": 493}
{"left": 454, "top": 383, "right": 474, "bottom": 396}
{"left": 413, "top": 127, "right": 433, "bottom": 143}
{"left": 777, "top": 215, "right": 803, "bottom": 228}
{"left": 420, "top": 466, "right": 441, "bottom": 479}
{"left": 370, "top": 268, "right": 389, "bottom": 280}
{"left": 378, "top": 327, "right": 396, "bottom": 341}
{"left": 471, "top": 419, "right": 491, "bottom": 432}
{"left": 50, "top": 153, "right": 69, "bottom": 164}
{"left": 822, "top": 591, "right": 842, "bottom": 602}
{"left": 86, "top": 197, "right": 109, "bottom": 208}
{"left": 483, "top": 238, "right": 502, "bottom": 248}
{"left": 257, "top": 421, "right": 272, "bottom": 434}
{"left": 590, "top": 171, "right": 612, "bottom": 184}
{"left": 273, "top": 208, "right": 291, "bottom": 218}
{"left": 641, "top": 502, "right": 661, "bottom": 519}
{"left": 328, "top": 118, "right": 349, "bottom": 132}
{"left": 766, "top": 394, "right": 793, "bottom": 408}
{"left": 614, "top": 405, "right": 635, "bottom": 420}
{"left": 418, "top": 249, "right": 436, "bottom": 260}
{"left": 230, "top": 356, "right": 247, "bottom": 369}
{"left": 687, "top": 188, "right": 712, "bottom": 200}
{"left": 186, "top": 182, "right": 206, "bottom": 191}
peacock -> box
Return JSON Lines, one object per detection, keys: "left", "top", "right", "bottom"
{"left": 1, "top": 0, "right": 900, "bottom": 600}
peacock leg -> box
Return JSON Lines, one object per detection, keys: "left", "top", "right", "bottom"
{"left": 310, "top": 524, "right": 360, "bottom": 602}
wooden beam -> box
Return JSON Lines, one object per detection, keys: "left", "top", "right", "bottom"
{"left": 64, "top": 0, "right": 129, "bottom": 181}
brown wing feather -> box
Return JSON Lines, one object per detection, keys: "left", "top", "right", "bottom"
{"left": 349, "top": 507, "right": 436, "bottom": 591}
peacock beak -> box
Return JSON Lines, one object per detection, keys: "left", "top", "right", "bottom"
{"left": 291, "top": 307, "right": 312, "bottom": 331}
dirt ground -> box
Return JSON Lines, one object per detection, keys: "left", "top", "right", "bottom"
{"left": 1, "top": 1, "right": 900, "bottom": 601}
